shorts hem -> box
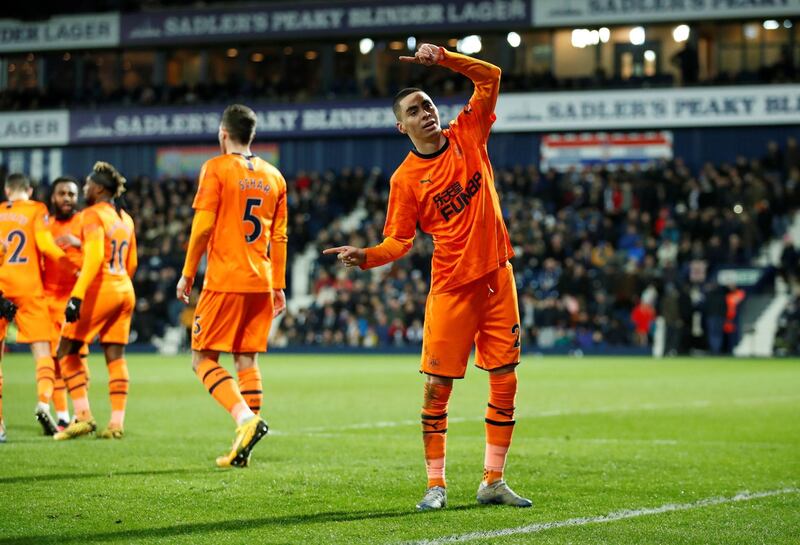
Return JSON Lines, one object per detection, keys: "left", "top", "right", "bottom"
{"left": 474, "top": 361, "right": 520, "bottom": 372}
{"left": 419, "top": 369, "right": 466, "bottom": 379}
{"left": 192, "top": 344, "right": 267, "bottom": 354}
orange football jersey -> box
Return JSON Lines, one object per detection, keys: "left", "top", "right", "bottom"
{"left": 364, "top": 50, "right": 514, "bottom": 294}
{"left": 192, "top": 153, "right": 288, "bottom": 293}
{"left": 0, "top": 200, "right": 51, "bottom": 298}
{"left": 79, "top": 202, "right": 136, "bottom": 293}
{"left": 43, "top": 211, "right": 83, "bottom": 297}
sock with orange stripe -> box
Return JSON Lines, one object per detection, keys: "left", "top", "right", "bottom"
{"left": 107, "top": 358, "right": 129, "bottom": 428}
{"left": 195, "top": 358, "right": 254, "bottom": 426}
{"left": 52, "top": 356, "right": 69, "bottom": 422}
{"left": 483, "top": 371, "right": 517, "bottom": 485}
{"left": 237, "top": 365, "right": 263, "bottom": 414}
{"left": 61, "top": 354, "right": 93, "bottom": 421}
{"left": 35, "top": 356, "right": 56, "bottom": 406}
{"left": 421, "top": 381, "right": 452, "bottom": 489}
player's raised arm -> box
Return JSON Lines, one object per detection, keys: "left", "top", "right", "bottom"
{"left": 401, "top": 43, "right": 501, "bottom": 135}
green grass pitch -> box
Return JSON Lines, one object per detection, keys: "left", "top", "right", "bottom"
{"left": 0, "top": 354, "right": 798, "bottom": 544}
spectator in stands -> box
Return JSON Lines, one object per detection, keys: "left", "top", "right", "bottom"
{"left": 704, "top": 282, "right": 728, "bottom": 355}
{"left": 671, "top": 35, "right": 700, "bottom": 86}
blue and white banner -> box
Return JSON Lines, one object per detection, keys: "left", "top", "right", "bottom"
{"left": 121, "top": 0, "right": 530, "bottom": 45}
{"left": 2, "top": 84, "right": 798, "bottom": 147}
{"left": 0, "top": 13, "right": 119, "bottom": 53}
{"left": 533, "top": 0, "right": 800, "bottom": 27}
{"left": 68, "top": 101, "right": 466, "bottom": 144}
{"left": 494, "top": 84, "right": 800, "bottom": 132}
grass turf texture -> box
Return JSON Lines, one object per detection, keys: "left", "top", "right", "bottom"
{"left": 0, "top": 354, "right": 798, "bottom": 545}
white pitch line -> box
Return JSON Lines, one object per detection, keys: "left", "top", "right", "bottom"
{"left": 271, "top": 395, "right": 800, "bottom": 436}
{"left": 402, "top": 488, "right": 800, "bottom": 545}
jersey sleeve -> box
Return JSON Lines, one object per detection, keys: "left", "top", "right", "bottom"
{"left": 70, "top": 209, "right": 105, "bottom": 299}
{"left": 80, "top": 208, "right": 104, "bottom": 243}
{"left": 126, "top": 221, "right": 138, "bottom": 279}
{"left": 193, "top": 161, "right": 222, "bottom": 213}
{"left": 439, "top": 48, "right": 501, "bottom": 142}
{"left": 362, "top": 173, "right": 417, "bottom": 269}
{"left": 270, "top": 174, "right": 288, "bottom": 290}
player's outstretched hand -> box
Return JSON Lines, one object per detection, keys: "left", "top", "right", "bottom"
{"left": 399, "top": 43, "right": 443, "bottom": 66}
{"left": 176, "top": 275, "right": 193, "bottom": 304}
{"left": 272, "top": 289, "right": 286, "bottom": 318}
{"left": 323, "top": 246, "right": 367, "bottom": 268}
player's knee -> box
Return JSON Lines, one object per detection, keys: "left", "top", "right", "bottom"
{"left": 233, "top": 353, "right": 257, "bottom": 373}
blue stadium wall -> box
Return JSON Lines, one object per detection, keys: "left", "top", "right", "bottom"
{"left": 8, "top": 125, "right": 800, "bottom": 182}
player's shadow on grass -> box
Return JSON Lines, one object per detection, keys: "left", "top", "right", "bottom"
{"left": 0, "top": 467, "right": 201, "bottom": 485}
{"left": 0, "top": 504, "right": 484, "bottom": 544}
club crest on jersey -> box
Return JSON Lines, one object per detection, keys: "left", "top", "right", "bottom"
{"left": 431, "top": 171, "right": 482, "bottom": 222}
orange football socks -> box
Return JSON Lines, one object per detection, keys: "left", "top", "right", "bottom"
{"left": 421, "top": 381, "right": 452, "bottom": 489}
{"left": 107, "top": 358, "right": 129, "bottom": 428}
{"left": 61, "top": 354, "right": 92, "bottom": 421}
{"left": 196, "top": 359, "right": 253, "bottom": 426}
{"left": 484, "top": 371, "right": 517, "bottom": 485}
{"left": 52, "top": 357, "right": 69, "bottom": 421}
{"left": 35, "top": 356, "right": 56, "bottom": 405}
{"left": 237, "top": 365, "right": 263, "bottom": 415}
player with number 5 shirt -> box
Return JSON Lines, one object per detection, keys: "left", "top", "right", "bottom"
{"left": 177, "top": 104, "right": 287, "bottom": 468}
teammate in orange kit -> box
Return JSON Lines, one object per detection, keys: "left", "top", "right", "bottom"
{"left": 0, "top": 173, "right": 75, "bottom": 438}
{"left": 55, "top": 162, "right": 137, "bottom": 441}
{"left": 324, "top": 44, "right": 532, "bottom": 510}
{"left": 0, "top": 242, "right": 20, "bottom": 443}
{"left": 177, "top": 104, "right": 287, "bottom": 468}
{"left": 43, "top": 177, "right": 87, "bottom": 430}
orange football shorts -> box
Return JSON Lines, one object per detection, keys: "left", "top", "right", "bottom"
{"left": 61, "top": 288, "right": 135, "bottom": 345}
{"left": 0, "top": 294, "right": 52, "bottom": 344}
{"left": 421, "top": 262, "right": 521, "bottom": 379}
{"left": 191, "top": 290, "right": 274, "bottom": 353}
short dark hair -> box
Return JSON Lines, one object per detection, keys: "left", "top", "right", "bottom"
{"left": 4, "top": 173, "right": 30, "bottom": 192}
{"left": 393, "top": 87, "right": 423, "bottom": 120}
{"left": 222, "top": 104, "right": 257, "bottom": 145}
{"left": 51, "top": 175, "right": 79, "bottom": 192}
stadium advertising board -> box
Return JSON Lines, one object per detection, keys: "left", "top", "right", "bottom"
{"left": 533, "top": 0, "right": 800, "bottom": 26}
{"left": 55, "top": 84, "right": 800, "bottom": 144}
{"left": 120, "top": 0, "right": 530, "bottom": 45}
{"left": 0, "top": 13, "right": 120, "bottom": 53}
{"left": 540, "top": 132, "right": 673, "bottom": 171}
{"left": 494, "top": 85, "right": 800, "bottom": 131}
{"left": 0, "top": 111, "right": 69, "bottom": 147}
{"left": 69, "top": 102, "right": 465, "bottom": 144}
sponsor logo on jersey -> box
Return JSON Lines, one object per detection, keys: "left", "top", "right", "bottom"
{"left": 432, "top": 171, "right": 482, "bottom": 222}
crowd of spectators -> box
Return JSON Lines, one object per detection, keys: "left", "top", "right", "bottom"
{"left": 274, "top": 137, "right": 800, "bottom": 354}
{"left": 3, "top": 138, "right": 799, "bottom": 354}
